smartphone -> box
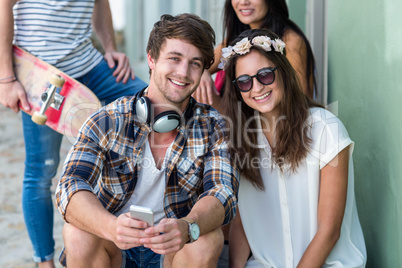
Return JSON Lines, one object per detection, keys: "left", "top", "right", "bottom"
{"left": 129, "top": 205, "right": 154, "bottom": 227}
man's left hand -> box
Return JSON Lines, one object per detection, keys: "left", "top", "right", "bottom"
{"left": 104, "top": 51, "right": 135, "bottom": 83}
{"left": 140, "top": 218, "right": 189, "bottom": 255}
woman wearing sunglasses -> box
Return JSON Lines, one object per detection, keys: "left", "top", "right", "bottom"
{"left": 193, "top": 0, "right": 317, "bottom": 110}
{"left": 222, "top": 29, "right": 366, "bottom": 267}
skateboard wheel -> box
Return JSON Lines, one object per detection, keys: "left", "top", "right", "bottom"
{"left": 50, "top": 74, "right": 65, "bottom": 88}
{"left": 32, "top": 112, "right": 48, "bottom": 125}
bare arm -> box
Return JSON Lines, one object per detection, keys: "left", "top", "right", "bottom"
{"left": 0, "top": 0, "right": 30, "bottom": 112}
{"left": 65, "top": 191, "right": 152, "bottom": 249}
{"left": 229, "top": 211, "right": 251, "bottom": 268}
{"left": 0, "top": 0, "right": 16, "bottom": 78}
{"left": 282, "top": 29, "right": 314, "bottom": 99}
{"left": 297, "top": 146, "right": 350, "bottom": 267}
{"left": 184, "top": 196, "right": 225, "bottom": 237}
{"left": 208, "top": 42, "right": 225, "bottom": 75}
{"left": 92, "top": 0, "right": 134, "bottom": 83}
{"left": 193, "top": 43, "right": 224, "bottom": 108}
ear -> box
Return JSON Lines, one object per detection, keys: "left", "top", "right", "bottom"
{"left": 147, "top": 52, "right": 155, "bottom": 70}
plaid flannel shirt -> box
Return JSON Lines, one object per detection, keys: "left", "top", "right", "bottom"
{"left": 55, "top": 95, "right": 239, "bottom": 225}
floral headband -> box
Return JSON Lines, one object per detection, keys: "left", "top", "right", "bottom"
{"left": 218, "top": 36, "right": 286, "bottom": 69}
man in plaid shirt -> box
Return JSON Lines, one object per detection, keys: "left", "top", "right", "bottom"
{"left": 56, "top": 13, "right": 239, "bottom": 267}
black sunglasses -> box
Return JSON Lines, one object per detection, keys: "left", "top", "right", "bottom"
{"left": 232, "top": 67, "right": 277, "bottom": 92}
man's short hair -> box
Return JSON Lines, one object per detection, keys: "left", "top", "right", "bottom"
{"left": 146, "top": 13, "right": 215, "bottom": 70}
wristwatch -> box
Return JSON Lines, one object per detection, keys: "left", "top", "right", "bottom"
{"left": 180, "top": 217, "right": 200, "bottom": 243}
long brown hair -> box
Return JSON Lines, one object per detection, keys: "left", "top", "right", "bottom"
{"left": 222, "top": 29, "right": 322, "bottom": 190}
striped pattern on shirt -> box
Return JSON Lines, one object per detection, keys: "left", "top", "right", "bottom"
{"left": 13, "top": 0, "right": 103, "bottom": 78}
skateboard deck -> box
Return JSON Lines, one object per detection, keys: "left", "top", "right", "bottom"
{"left": 13, "top": 45, "right": 101, "bottom": 139}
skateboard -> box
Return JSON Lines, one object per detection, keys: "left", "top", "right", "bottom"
{"left": 13, "top": 45, "right": 101, "bottom": 139}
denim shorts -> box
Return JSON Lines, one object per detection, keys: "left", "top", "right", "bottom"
{"left": 122, "top": 246, "right": 162, "bottom": 268}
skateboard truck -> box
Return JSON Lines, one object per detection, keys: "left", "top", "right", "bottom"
{"left": 31, "top": 74, "right": 65, "bottom": 125}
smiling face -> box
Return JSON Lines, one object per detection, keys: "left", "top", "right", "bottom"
{"left": 147, "top": 38, "right": 204, "bottom": 111}
{"left": 235, "top": 50, "right": 283, "bottom": 118}
{"left": 231, "top": 0, "right": 269, "bottom": 29}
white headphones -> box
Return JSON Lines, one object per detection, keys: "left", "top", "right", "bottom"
{"left": 135, "top": 90, "right": 181, "bottom": 133}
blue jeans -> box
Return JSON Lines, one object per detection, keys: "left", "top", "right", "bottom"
{"left": 122, "top": 246, "right": 162, "bottom": 268}
{"left": 21, "top": 59, "right": 147, "bottom": 262}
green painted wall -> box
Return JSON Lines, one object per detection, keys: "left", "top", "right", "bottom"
{"left": 327, "top": 0, "right": 402, "bottom": 266}
{"left": 287, "top": 0, "right": 306, "bottom": 32}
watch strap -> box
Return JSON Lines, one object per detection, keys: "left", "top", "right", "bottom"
{"left": 180, "top": 217, "right": 195, "bottom": 225}
{"left": 179, "top": 217, "right": 198, "bottom": 243}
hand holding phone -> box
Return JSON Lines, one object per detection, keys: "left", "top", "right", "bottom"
{"left": 129, "top": 205, "right": 154, "bottom": 227}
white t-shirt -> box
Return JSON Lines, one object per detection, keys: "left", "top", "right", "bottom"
{"left": 115, "top": 140, "right": 172, "bottom": 224}
{"left": 238, "top": 107, "right": 367, "bottom": 268}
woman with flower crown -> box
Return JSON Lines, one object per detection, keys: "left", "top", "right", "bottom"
{"left": 193, "top": 0, "right": 317, "bottom": 110}
{"left": 222, "top": 29, "right": 366, "bottom": 267}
